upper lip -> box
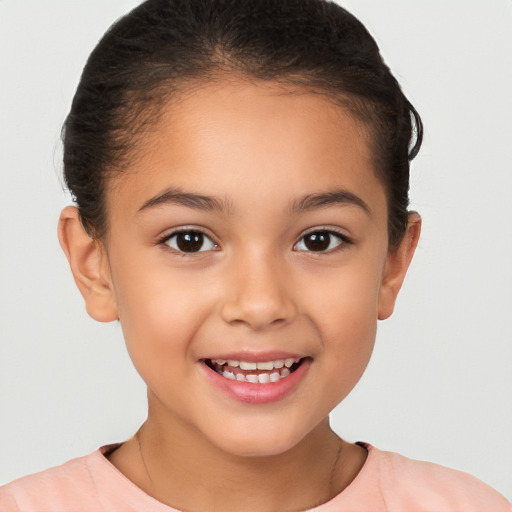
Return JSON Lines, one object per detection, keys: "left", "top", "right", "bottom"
{"left": 201, "top": 351, "right": 307, "bottom": 362}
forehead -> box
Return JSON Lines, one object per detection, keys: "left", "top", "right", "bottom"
{"left": 108, "top": 79, "right": 386, "bottom": 220}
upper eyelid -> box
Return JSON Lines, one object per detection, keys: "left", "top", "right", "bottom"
{"left": 158, "top": 226, "right": 217, "bottom": 243}
{"left": 157, "top": 225, "right": 351, "bottom": 246}
{"left": 293, "top": 228, "right": 352, "bottom": 254}
{"left": 159, "top": 228, "right": 220, "bottom": 255}
{"left": 298, "top": 226, "right": 351, "bottom": 241}
{"left": 295, "top": 227, "right": 352, "bottom": 248}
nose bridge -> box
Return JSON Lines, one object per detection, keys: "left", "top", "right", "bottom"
{"left": 221, "top": 245, "right": 296, "bottom": 330}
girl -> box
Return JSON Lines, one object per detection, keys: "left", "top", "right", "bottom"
{"left": 1, "top": 0, "right": 510, "bottom": 510}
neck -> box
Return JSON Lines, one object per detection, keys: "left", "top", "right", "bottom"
{"left": 109, "top": 401, "right": 366, "bottom": 511}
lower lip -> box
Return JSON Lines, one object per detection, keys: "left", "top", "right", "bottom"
{"left": 200, "top": 359, "right": 311, "bottom": 404}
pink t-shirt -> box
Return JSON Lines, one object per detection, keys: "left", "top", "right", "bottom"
{"left": 1, "top": 443, "right": 510, "bottom": 511}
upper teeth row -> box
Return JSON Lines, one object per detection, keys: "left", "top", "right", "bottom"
{"left": 213, "top": 358, "right": 300, "bottom": 370}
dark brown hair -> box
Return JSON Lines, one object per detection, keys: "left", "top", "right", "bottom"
{"left": 63, "top": 0, "right": 422, "bottom": 248}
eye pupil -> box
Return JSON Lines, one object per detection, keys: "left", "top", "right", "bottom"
{"left": 304, "top": 231, "right": 331, "bottom": 251}
{"left": 176, "top": 232, "right": 204, "bottom": 252}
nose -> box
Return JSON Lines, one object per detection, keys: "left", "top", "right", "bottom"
{"left": 220, "top": 251, "right": 297, "bottom": 331}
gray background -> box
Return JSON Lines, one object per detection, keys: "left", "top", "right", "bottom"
{"left": 1, "top": 0, "right": 511, "bottom": 500}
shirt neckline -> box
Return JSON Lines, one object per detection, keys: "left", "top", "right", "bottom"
{"left": 91, "top": 441, "right": 376, "bottom": 511}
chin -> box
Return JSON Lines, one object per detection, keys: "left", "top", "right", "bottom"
{"left": 205, "top": 422, "right": 313, "bottom": 459}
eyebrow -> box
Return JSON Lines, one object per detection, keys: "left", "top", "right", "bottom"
{"left": 138, "top": 186, "right": 370, "bottom": 217}
{"left": 289, "top": 190, "right": 371, "bottom": 216}
{"left": 138, "top": 187, "right": 233, "bottom": 214}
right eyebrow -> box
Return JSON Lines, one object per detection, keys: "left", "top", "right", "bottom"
{"left": 137, "top": 187, "right": 234, "bottom": 214}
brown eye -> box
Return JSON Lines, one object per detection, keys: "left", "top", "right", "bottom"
{"left": 165, "top": 231, "right": 217, "bottom": 253}
{"left": 295, "top": 230, "right": 345, "bottom": 252}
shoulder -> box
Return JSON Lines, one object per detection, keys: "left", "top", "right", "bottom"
{"left": 365, "top": 443, "right": 512, "bottom": 511}
{"left": 0, "top": 445, "right": 119, "bottom": 512}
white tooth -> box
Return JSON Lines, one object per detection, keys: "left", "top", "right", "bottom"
{"left": 227, "top": 360, "right": 239, "bottom": 368}
{"left": 269, "top": 372, "right": 280, "bottom": 382}
{"left": 281, "top": 368, "right": 290, "bottom": 378}
{"left": 258, "top": 373, "right": 270, "bottom": 383}
{"left": 240, "top": 361, "right": 257, "bottom": 370}
{"left": 256, "top": 361, "right": 274, "bottom": 370}
{"left": 222, "top": 371, "right": 235, "bottom": 380}
{"left": 284, "top": 358, "right": 295, "bottom": 368}
{"left": 246, "top": 374, "right": 258, "bottom": 383}
{"left": 215, "top": 359, "right": 226, "bottom": 365}
{"left": 236, "top": 373, "right": 245, "bottom": 382}
{"left": 274, "top": 360, "right": 285, "bottom": 368}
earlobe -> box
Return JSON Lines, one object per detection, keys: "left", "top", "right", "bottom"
{"left": 378, "top": 212, "right": 421, "bottom": 320}
{"left": 58, "top": 206, "right": 118, "bottom": 322}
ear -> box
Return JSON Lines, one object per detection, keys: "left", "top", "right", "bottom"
{"left": 58, "top": 206, "right": 118, "bottom": 322}
{"left": 378, "top": 212, "right": 421, "bottom": 320}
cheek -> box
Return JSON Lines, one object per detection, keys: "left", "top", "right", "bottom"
{"left": 317, "top": 303, "right": 377, "bottom": 412}
{"left": 322, "top": 298, "right": 377, "bottom": 381}
{"left": 300, "top": 257, "right": 383, "bottom": 390}
{"left": 111, "top": 260, "right": 211, "bottom": 382}
{"left": 303, "top": 256, "right": 383, "bottom": 334}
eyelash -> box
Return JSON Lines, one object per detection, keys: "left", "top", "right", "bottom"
{"left": 158, "top": 228, "right": 219, "bottom": 254}
{"left": 158, "top": 228, "right": 352, "bottom": 254}
{"left": 294, "top": 229, "right": 352, "bottom": 254}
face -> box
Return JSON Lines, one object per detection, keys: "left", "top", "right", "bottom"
{"left": 97, "top": 80, "right": 405, "bottom": 457}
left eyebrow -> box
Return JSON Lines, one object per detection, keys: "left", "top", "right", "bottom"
{"left": 289, "top": 189, "right": 371, "bottom": 216}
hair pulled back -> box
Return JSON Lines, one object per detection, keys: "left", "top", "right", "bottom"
{"left": 63, "top": 0, "right": 422, "bottom": 248}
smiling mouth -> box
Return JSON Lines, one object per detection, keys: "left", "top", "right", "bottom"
{"left": 204, "top": 358, "right": 304, "bottom": 384}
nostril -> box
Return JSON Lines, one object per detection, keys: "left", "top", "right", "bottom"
{"left": 219, "top": 269, "right": 297, "bottom": 330}
{"left": 220, "top": 299, "right": 297, "bottom": 330}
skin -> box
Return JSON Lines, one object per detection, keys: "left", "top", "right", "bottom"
{"left": 59, "top": 79, "right": 420, "bottom": 511}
